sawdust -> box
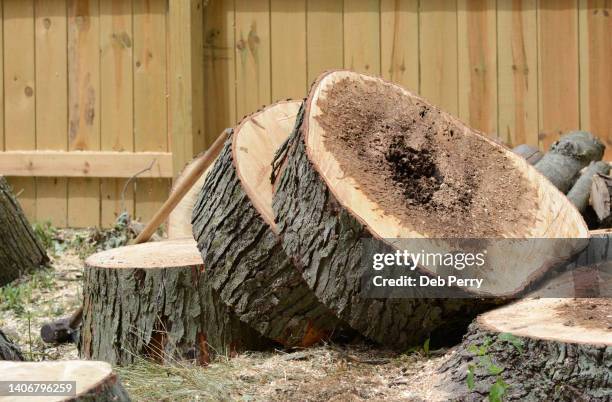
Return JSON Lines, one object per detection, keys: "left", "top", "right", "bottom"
{"left": 316, "top": 77, "right": 538, "bottom": 237}
{"left": 557, "top": 298, "right": 612, "bottom": 330}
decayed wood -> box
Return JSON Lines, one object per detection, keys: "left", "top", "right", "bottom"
{"left": 192, "top": 101, "right": 346, "bottom": 346}
{"left": 591, "top": 173, "right": 612, "bottom": 227}
{"left": 0, "top": 329, "right": 23, "bottom": 361}
{"left": 0, "top": 176, "right": 48, "bottom": 286}
{"left": 534, "top": 131, "right": 604, "bottom": 193}
{"left": 438, "top": 298, "right": 611, "bottom": 401}
{"left": 81, "top": 239, "right": 269, "bottom": 366}
{"left": 566, "top": 161, "right": 610, "bottom": 212}
{"left": 0, "top": 360, "right": 130, "bottom": 401}
{"left": 272, "top": 70, "right": 589, "bottom": 350}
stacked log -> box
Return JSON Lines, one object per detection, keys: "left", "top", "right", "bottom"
{"left": 0, "top": 329, "right": 23, "bottom": 361}
{"left": 0, "top": 176, "right": 48, "bottom": 286}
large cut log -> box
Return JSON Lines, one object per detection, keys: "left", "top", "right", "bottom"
{"left": 272, "top": 70, "right": 589, "bottom": 349}
{"left": 438, "top": 298, "right": 612, "bottom": 401}
{"left": 0, "top": 360, "right": 130, "bottom": 401}
{"left": 192, "top": 100, "right": 346, "bottom": 346}
{"left": 80, "top": 239, "right": 270, "bottom": 366}
{"left": 0, "top": 329, "right": 23, "bottom": 361}
{"left": 534, "top": 131, "right": 604, "bottom": 193}
{"left": 0, "top": 176, "right": 48, "bottom": 286}
{"left": 566, "top": 161, "right": 610, "bottom": 212}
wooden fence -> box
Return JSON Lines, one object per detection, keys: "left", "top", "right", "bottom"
{"left": 0, "top": 0, "right": 610, "bottom": 227}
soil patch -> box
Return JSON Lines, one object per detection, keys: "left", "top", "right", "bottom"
{"left": 316, "top": 77, "right": 537, "bottom": 237}
{"left": 556, "top": 298, "right": 612, "bottom": 331}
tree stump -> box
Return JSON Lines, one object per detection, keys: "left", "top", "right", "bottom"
{"left": 81, "top": 239, "right": 269, "bottom": 366}
{"left": 0, "top": 329, "right": 23, "bottom": 361}
{"left": 438, "top": 298, "right": 612, "bottom": 401}
{"left": 192, "top": 100, "right": 347, "bottom": 346}
{"left": 0, "top": 360, "right": 130, "bottom": 401}
{"left": 0, "top": 176, "right": 48, "bottom": 286}
{"left": 272, "top": 70, "right": 589, "bottom": 349}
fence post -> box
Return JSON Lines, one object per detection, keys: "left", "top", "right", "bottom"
{"left": 168, "top": 0, "right": 205, "bottom": 178}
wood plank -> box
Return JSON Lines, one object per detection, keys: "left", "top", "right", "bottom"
{"left": 497, "top": 0, "right": 539, "bottom": 147}
{"left": 538, "top": 0, "right": 580, "bottom": 150}
{"left": 458, "top": 0, "right": 497, "bottom": 136}
{"left": 35, "top": 0, "right": 68, "bottom": 227}
{"left": 134, "top": 0, "right": 170, "bottom": 224}
{"left": 343, "top": 0, "right": 380, "bottom": 75}
{"left": 235, "top": 0, "right": 271, "bottom": 119}
{"left": 271, "top": 0, "right": 307, "bottom": 100}
{"left": 380, "top": 0, "right": 419, "bottom": 91}
{"left": 203, "top": 0, "right": 236, "bottom": 144}
{"left": 579, "top": 0, "right": 611, "bottom": 158}
{"left": 419, "top": 0, "right": 459, "bottom": 115}
{"left": 100, "top": 0, "right": 133, "bottom": 227}
{"left": 4, "top": 0, "right": 37, "bottom": 219}
{"left": 306, "top": 0, "right": 343, "bottom": 83}
{"left": 0, "top": 151, "right": 173, "bottom": 178}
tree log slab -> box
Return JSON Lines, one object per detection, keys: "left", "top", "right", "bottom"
{"left": 80, "top": 239, "right": 269, "bottom": 366}
{"left": 192, "top": 101, "right": 346, "bottom": 346}
{"left": 0, "top": 360, "right": 131, "bottom": 401}
{"left": 272, "top": 70, "right": 589, "bottom": 349}
{"left": 0, "top": 329, "right": 23, "bottom": 361}
{"left": 438, "top": 298, "right": 612, "bottom": 401}
{"left": 0, "top": 176, "right": 48, "bottom": 286}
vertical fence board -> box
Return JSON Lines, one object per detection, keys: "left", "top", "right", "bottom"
{"left": 306, "top": 0, "right": 343, "bottom": 83}
{"left": 420, "top": 0, "right": 459, "bottom": 115}
{"left": 538, "top": 0, "right": 580, "bottom": 150}
{"left": 35, "top": 0, "right": 68, "bottom": 227}
{"left": 0, "top": 0, "right": 3, "bottom": 154}
{"left": 100, "top": 0, "right": 133, "bottom": 227}
{"left": 497, "top": 0, "right": 538, "bottom": 146}
{"left": 235, "top": 0, "right": 271, "bottom": 120}
{"left": 4, "top": 0, "right": 37, "bottom": 219}
{"left": 203, "top": 0, "right": 236, "bottom": 142}
{"left": 343, "top": 0, "right": 380, "bottom": 75}
{"left": 580, "top": 0, "right": 611, "bottom": 158}
{"left": 271, "top": 0, "right": 306, "bottom": 100}
{"left": 380, "top": 0, "right": 419, "bottom": 91}
{"left": 133, "top": 0, "right": 169, "bottom": 224}
{"left": 458, "top": 0, "right": 497, "bottom": 136}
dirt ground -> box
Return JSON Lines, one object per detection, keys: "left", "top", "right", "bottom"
{"left": 0, "top": 228, "right": 450, "bottom": 402}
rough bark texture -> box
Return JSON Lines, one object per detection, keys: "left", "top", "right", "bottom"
{"left": 72, "top": 372, "right": 131, "bottom": 402}
{"left": 272, "top": 105, "right": 493, "bottom": 349}
{"left": 567, "top": 161, "right": 610, "bottom": 212}
{"left": 0, "top": 176, "right": 48, "bottom": 286}
{"left": 192, "top": 129, "right": 346, "bottom": 346}
{"left": 438, "top": 322, "right": 612, "bottom": 401}
{"left": 535, "top": 131, "right": 605, "bottom": 193}
{"left": 81, "top": 256, "right": 269, "bottom": 366}
{"left": 0, "top": 329, "right": 23, "bottom": 361}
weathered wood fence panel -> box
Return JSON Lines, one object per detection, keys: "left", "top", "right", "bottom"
{"left": 0, "top": 0, "right": 609, "bottom": 227}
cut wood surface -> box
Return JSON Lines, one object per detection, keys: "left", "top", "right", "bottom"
{"left": 272, "top": 70, "right": 589, "bottom": 349}
{"left": 438, "top": 298, "right": 611, "bottom": 401}
{"left": 81, "top": 239, "right": 269, "bottom": 365}
{"left": 0, "top": 329, "right": 23, "bottom": 361}
{"left": 192, "top": 100, "right": 346, "bottom": 346}
{"left": 0, "top": 360, "right": 130, "bottom": 401}
{"left": 0, "top": 176, "right": 48, "bottom": 286}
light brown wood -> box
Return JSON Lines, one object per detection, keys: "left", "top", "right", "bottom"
{"left": 0, "top": 151, "right": 173, "bottom": 178}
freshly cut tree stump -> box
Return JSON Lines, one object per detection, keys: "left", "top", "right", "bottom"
{"left": 272, "top": 70, "right": 589, "bottom": 349}
{"left": 535, "top": 131, "right": 605, "bottom": 193}
{"left": 0, "top": 176, "right": 48, "bottom": 286}
{"left": 192, "top": 100, "right": 346, "bottom": 346}
{"left": 438, "top": 298, "right": 612, "bottom": 401}
{"left": 0, "top": 360, "right": 130, "bottom": 401}
{"left": 81, "top": 239, "right": 269, "bottom": 366}
{"left": 0, "top": 329, "right": 23, "bottom": 361}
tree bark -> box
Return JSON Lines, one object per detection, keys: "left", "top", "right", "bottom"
{"left": 566, "top": 161, "right": 610, "bottom": 212}
{"left": 0, "top": 329, "right": 23, "bottom": 361}
{"left": 535, "top": 131, "right": 605, "bottom": 193}
{"left": 192, "top": 101, "right": 347, "bottom": 346}
{"left": 0, "top": 176, "right": 48, "bottom": 286}
{"left": 591, "top": 173, "right": 612, "bottom": 227}
{"left": 80, "top": 239, "right": 270, "bottom": 366}
{"left": 512, "top": 144, "right": 543, "bottom": 165}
